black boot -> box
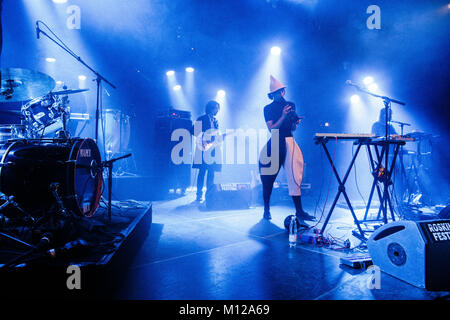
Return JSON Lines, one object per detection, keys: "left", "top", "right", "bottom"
{"left": 263, "top": 202, "right": 272, "bottom": 220}
{"left": 292, "top": 196, "right": 316, "bottom": 221}
{"left": 263, "top": 187, "right": 272, "bottom": 220}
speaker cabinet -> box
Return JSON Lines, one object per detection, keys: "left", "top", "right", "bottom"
{"left": 205, "top": 183, "right": 252, "bottom": 210}
{"left": 153, "top": 116, "right": 192, "bottom": 193}
{"left": 367, "top": 219, "right": 450, "bottom": 291}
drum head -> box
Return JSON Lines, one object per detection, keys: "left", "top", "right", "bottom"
{"left": 69, "top": 138, "right": 102, "bottom": 217}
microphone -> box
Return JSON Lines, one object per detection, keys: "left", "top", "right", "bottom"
{"left": 36, "top": 21, "right": 40, "bottom": 39}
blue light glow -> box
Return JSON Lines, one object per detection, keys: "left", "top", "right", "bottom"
{"left": 270, "top": 46, "right": 281, "bottom": 55}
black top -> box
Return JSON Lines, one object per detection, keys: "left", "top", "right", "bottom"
{"left": 192, "top": 113, "right": 221, "bottom": 170}
{"left": 194, "top": 114, "right": 218, "bottom": 137}
{"left": 263, "top": 97, "right": 295, "bottom": 138}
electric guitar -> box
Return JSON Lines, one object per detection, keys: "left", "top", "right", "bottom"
{"left": 196, "top": 132, "right": 228, "bottom": 151}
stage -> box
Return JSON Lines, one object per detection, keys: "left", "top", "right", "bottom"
{"left": 0, "top": 0, "right": 449, "bottom": 304}
{"left": 0, "top": 192, "right": 448, "bottom": 300}
{"left": 113, "top": 193, "right": 448, "bottom": 300}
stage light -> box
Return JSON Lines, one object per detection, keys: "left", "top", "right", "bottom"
{"left": 271, "top": 46, "right": 281, "bottom": 55}
{"left": 363, "top": 76, "right": 374, "bottom": 86}
{"left": 350, "top": 94, "right": 360, "bottom": 104}
{"left": 368, "top": 83, "right": 378, "bottom": 93}
{"left": 185, "top": 67, "right": 194, "bottom": 73}
{"left": 78, "top": 75, "right": 87, "bottom": 81}
{"left": 56, "top": 81, "right": 64, "bottom": 85}
{"left": 52, "top": 0, "right": 68, "bottom": 3}
{"left": 45, "top": 57, "right": 56, "bottom": 63}
{"left": 173, "top": 85, "right": 181, "bottom": 91}
{"left": 217, "top": 90, "right": 226, "bottom": 98}
{"left": 166, "top": 70, "right": 175, "bottom": 76}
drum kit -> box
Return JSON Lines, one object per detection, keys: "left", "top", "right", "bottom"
{"left": 0, "top": 67, "right": 105, "bottom": 252}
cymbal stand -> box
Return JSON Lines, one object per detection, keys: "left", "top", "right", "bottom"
{"left": 36, "top": 21, "right": 116, "bottom": 150}
{"left": 0, "top": 194, "right": 35, "bottom": 252}
{"left": 101, "top": 153, "right": 132, "bottom": 221}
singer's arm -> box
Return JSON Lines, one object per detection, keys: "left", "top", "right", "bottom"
{"left": 266, "top": 105, "right": 291, "bottom": 131}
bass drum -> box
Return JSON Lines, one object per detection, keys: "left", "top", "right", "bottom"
{"left": 0, "top": 138, "right": 102, "bottom": 217}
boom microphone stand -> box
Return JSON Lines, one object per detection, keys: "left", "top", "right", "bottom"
{"left": 347, "top": 81, "right": 406, "bottom": 222}
{"left": 35, "top": 21, "right": 116, "bottom": 145}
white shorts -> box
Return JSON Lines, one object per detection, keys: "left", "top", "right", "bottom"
{"left": 284, "top": 137, "right": 305, "bottom": 196}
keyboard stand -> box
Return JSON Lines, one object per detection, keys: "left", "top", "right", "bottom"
{"left": 314, "top": 136, "right": 369, "bottom": 241}
{"left": 361, "top": 139, "right": 404, "bottom": 224}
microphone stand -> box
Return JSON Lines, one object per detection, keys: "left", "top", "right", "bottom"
{"left": 391, "top": 120, "right": 411, "bottom": 205}
{"left": 36, "top": 21, "right": 116, "bottom": 147}
{"left": 391, "top": 120, "right": 411, "bottom": 136}
{"left": 349, "top": 82, "right": 406, "bottom": 223}
{"left": 101, "top": 153, "right": 132, "bottom": 221}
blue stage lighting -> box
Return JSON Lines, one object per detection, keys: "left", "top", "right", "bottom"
{"left": 363, "top": 76, "right": 374, "bottom": 86}
{"left": 185, "top": 67, "right": 194, "bottom": 73}
{"left": 217, "top": 90, "right": 226, "bottom": 98}
{"left": 52, "top": 0, "right": 68, "bottom": 3}
{"left": 173, "top": 85, "right": 181, "bottom": 91}
{"left": 271, "top": 46, "right": 281, "bottom": 55}
{"left": 350, "top": 94, "right": 360, "bottom": 104}
{"left": 368, "top": 83, "right": 378, "bottom": 93}
{"left": 45, "top": 57, "right": 56, "bottom": 63}
{"left": 166, "top": 70, "right": 175, "bottom": 76}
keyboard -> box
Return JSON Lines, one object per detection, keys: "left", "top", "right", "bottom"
{"left": 315, "top": 133, "right": 376, "bottom": 140}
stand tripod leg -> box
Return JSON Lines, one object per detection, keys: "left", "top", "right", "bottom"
{"left": 0, "top": 232, "right": 35, "bottom": 249}
{"left": 108, "top": 164, "right": 112, "bottom": 221}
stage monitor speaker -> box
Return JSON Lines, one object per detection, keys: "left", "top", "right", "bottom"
{"left": 367, "top": 219, "right": 450, "bottom": 291}
{"left": 439, "top": 205, "right": 450, "bottom": 219}
{"left": 205, "top": 183, "right": 251, "bottom": 210}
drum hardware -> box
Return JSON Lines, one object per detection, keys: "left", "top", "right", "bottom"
{"left": 0, "top": 68, "right": 55, "bottom": 102}
{"left": 101, "top": 153, "right": 132, "bottom": 221}
{"left": 49, "top": 183, "right": 69, "bottom": 217}
{"left": 0, "top": 194, "right": 31, "bottom": 219}
{"left": 35, "top": 20, "right": 116, "bottom": 143}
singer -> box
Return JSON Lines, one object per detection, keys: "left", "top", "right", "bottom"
{"left": 258, "top": 75, "right": 315, "bottom": 223}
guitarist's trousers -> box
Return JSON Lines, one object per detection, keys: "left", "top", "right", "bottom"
{"left": 196, "top": 167, "right": 215, "bottom": 199}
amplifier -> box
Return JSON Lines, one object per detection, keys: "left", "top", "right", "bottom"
{"left": 205, "top": 183, "right": 252, "bottom": 210}
{"left": 367, "top": 219, "right": 450, "bottom": 291}
{"left": 157, "top": 108, "right": 191, "bottom": 120}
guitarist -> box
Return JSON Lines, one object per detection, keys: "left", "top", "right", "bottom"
{"left": 192, "top": 100, "right": 222, "bottom": 202}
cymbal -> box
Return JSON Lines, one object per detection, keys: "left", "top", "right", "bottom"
{"left": 52, "top": 88, "right": 89, "bottom": 95}
{"left": 0, "top": 68, "right": 55, "bottom": 102}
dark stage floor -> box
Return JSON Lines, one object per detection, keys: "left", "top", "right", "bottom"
{"left": 112, "top": 193, "right": 449, "bottom": 300}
